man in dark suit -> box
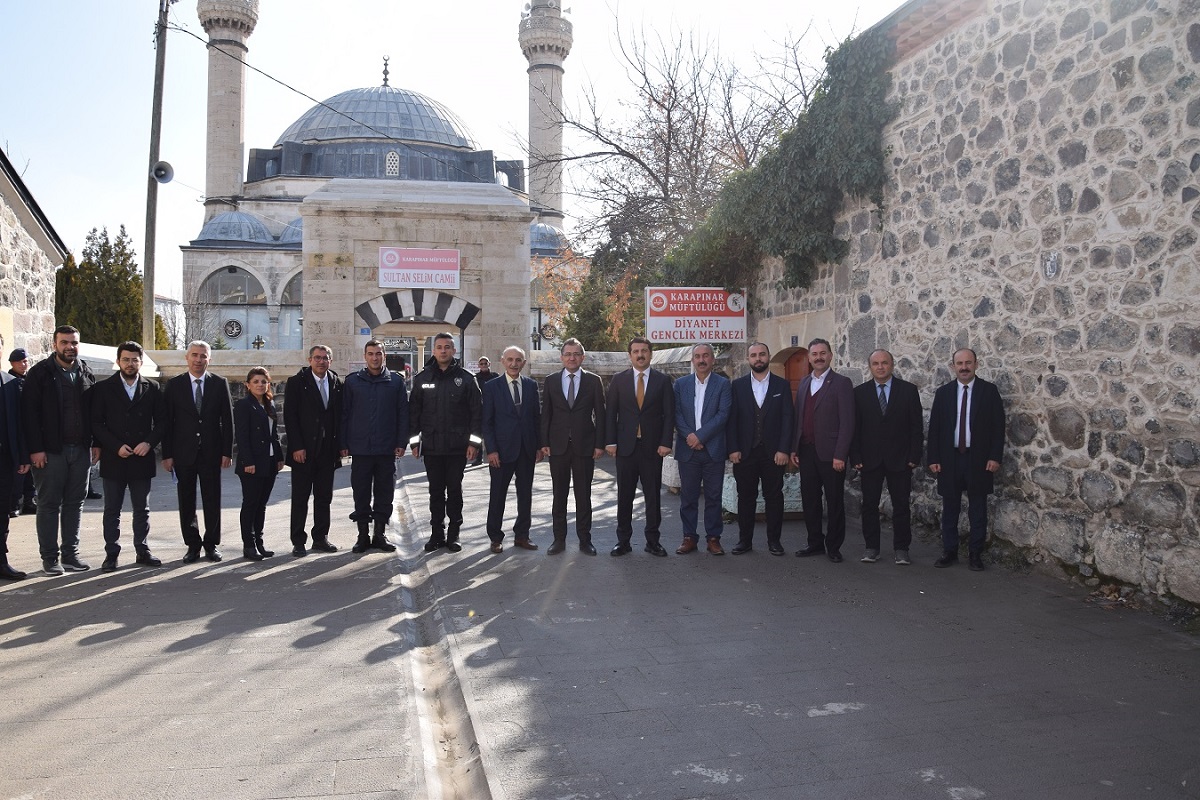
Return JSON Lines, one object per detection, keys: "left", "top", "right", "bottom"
{"left": 7, "top": 348, "right": 36, "bottom": 517}
{"left": 605, "top": 336, "right": 675, "bottom": 557}
{"left": 790, "top": 338, "right": 855, "bottom": 562}
{"left": 482, "top": 346, "right": 542, "bottom": 553}
{"left": 673, "top": 343, "right": 731, "bottom": 555}
{"left": 539, "top": 338, "right": 604, "bottom": 555}
{"left": 850, "top": 349, "right": 923, "bottom": 566}
{"left": 161, "top": 340, "right": 234, "bottom": 563}
{"left": 285, "top": 344, "right": 343, "bottom": 557}
{"left": 90, "top": 341, "right": 166, "bottom": 571}
{"left": 1, "top": 369, "right": 31, "bottom": 579}
{"left": 727, "top": 342, "right": 794, "bottom": 556}
{"left": 926, "top": 348, "right": 1006, "bottom": 571}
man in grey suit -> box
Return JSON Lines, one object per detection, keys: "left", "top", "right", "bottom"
{"left": 673, "top": 343, "right": 731, "bottom": 555}
{"left": 790, "top": 338, "right": 855, "bottom": 562}
{"left": 539, "top": 338, "right": 605, "bottom": 555}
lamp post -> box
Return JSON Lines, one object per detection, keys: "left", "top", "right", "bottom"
{"left": 252, "top": 334, "right": 265, "bottom": 351}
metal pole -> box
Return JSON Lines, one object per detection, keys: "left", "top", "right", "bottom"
{"left": 142, "top": 0, "right": 170, "bottom": 348}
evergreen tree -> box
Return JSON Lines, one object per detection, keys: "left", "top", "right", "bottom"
{"left": 54, "top": 226, "right": 144, "bottom": 346}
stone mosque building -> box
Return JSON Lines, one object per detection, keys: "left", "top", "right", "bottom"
{"left": 181, "top": 0, "right": 573, "bottom": 370}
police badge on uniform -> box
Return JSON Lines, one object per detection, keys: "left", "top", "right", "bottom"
{"left": 454, "top": 377, "right": 463, "bottom": 386}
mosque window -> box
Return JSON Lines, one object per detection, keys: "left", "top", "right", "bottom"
{"left": 198, "top": 266, "right": 268, "bottom": 305}
{"left": 281, "top": 273, "right": 303, "bottom": 306}
{"left": 386, "top": 151, "right": 400, "bottom": 177}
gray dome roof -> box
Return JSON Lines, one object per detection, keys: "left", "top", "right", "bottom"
{"left": 280, "top": 218, "right": 303, "bottom": 244}
{"left": 530, "top": 222, "right": 569, "bottom": 257}
{"left": 197, "top": 211, "right": 274, "bottom": 243}
{"left": 275, "top": 86, "right": 475, "bottom": 149}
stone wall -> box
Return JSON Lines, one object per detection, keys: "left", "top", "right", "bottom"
{"left": 0, "top": 191, "right": 57, "bottom": 360}
{"left": 752, "top": 0, "right": 1200, "bottom": 603}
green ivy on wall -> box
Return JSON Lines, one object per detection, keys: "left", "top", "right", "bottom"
{"left": 667, "top": 27, "right": 897, "bottom": 290}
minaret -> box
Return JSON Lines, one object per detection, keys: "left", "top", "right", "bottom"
{"left": 518, "top": 0, "right": 573, "bottom": 224}
{"left": 197, "top": 0, "right": 259, "bottom": 220}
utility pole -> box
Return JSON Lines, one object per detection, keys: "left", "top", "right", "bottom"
{"left": 142, "top": 0, "right": 172, "bottom": 349}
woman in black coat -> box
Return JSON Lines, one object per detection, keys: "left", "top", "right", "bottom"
{"left": 234, "top": 367, "right": 284, "bottom": 560}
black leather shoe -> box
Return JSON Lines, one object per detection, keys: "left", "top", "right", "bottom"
{"left": 795, "top": 546, "right": 825, "bottom": 557}
{"left": 445, "top": 540, "right": 462, "bottom": 553}
{"left": 968, "top": 554, "right": 985, "bottom": 571}
{"left": 204, "top": 547, "right": 223, "bottom": 562}
{"left": 580, "top": 543, "right": 597, "bottom": 555}
{"left": 182, "top": 547, "right": 201, "bottom": 564}
{"left": 827, "top": 551, "right": 844, "bottom": 563}
{"left": 243, "top": 548, "right": 265, "bottom": 562}
{"left": 767, "top": 543, "right": 786, "bottom": 556}
{"left": 86, "top": 490, "right": 103, "bottom": 500}
{"left": 101, "top": 557, "right": 118, "bottom": 572}
{"left": 610, "top": 543, "right": 632, "bottom": 556}
{"left": 310, "top": 539, "right": 338, "bottom": 553}
{"left": 546, "top": 540, "right": 565, "bottom": 555}
{"left": 423, "top": 536, "right": 445, "bottom": 553}
{"left": 372, "top": 536, "right": 397, "bottom": 553}
{"left": 21, "top": 501, "right": 36, "bottom": 515}
{"left": 731, "top": 542, "right": 753, "bottom": 555}
{"left": 135, "top": 553, "right": 162, "bottom": 567}
{"left": 644, "top": 543, "right": 668, "bottom": 557}
{"left": 292, "top": 545, "right": 308, "bottom": 557}
{"left": 0, "top": 563, "right": 27, "bottom": 580}
{"left": 934, "top": 553, "right": 958, "bottom": 568}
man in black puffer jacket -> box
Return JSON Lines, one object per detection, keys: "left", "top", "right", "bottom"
{"left": 408, "top": 332, "right": 482, "bottom": 553}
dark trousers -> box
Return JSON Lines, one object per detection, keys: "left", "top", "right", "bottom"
{"left": 238, "top": 470, "right": 277, "bottom": 542}
{"left": 940, "top": 449, "right": 988, "bottom": 554}
{"left": 101, "top": 476, "right": 152, "bottom": 557}
{"left": 678, "top": 450, "right": 724, "bottom": 540}
{"left": 615, "top": 438, "right": 664, "bottom": 546}
{"left": 10, "top": 469, "right": 34, "bottom": 511}
{"left": 860, "top": 466, "right": 913, "bottom": 551}
{"left": 0, "top": 458, "right": 13, "bottom": 555}
{"left": 549, "top": 444, "right": 595, "bottom": 543}
{"left": 290, "top": 458, "right": 336, "bottom": 546}
{"left": 798, "top": 444, "right": 846, "bottom": 553}
{"left": 486, "top": 451, "right": 534, "bottom": 543}
{"left": 732, "top": 445, "right": 785, "bottom": 545}
{"left": 350, "top": 454, "right": 395, "bottom": 525}
{"left": 423, "top": 453, "right": 467, "bottom": 539}
{"left": 174, "top": 462, "right": 223, "bottom": 548}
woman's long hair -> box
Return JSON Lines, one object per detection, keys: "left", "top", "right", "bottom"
{"left": 246, "top": 366, "right": 276, "bottom": 420}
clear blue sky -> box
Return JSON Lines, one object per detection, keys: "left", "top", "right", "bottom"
{"left": 1, "top": 0, "right": 898, "bottom": 300}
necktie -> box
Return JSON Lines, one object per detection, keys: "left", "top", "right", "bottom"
{"left": 878, "top": 384, "right": 887, "bottom": 415}
{"left": 194, "top": 378, "right": 203, "bottom": 413}
{"left": 958, "top": 386, "right": 968, "bottom": 454}
{"left": 319, "top": 378, "right": 328, "bottom": 408}
{"left": 511, "top": 379, "right": 521, "bottom": 407}
{"left": 567, "top": 372, "right": 576, "bottom": 407}
{"left": 636, "top": 372, "right": 645, "bottom": 408}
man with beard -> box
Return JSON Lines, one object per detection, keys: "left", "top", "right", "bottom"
{"left": 727, "top": 342, "right": 794, "bottom": 555}
{"left": 285, "top": 345, "right": 343, "bottom": 556}
{"left": 23, "top": 325, "right": 98, "bottom": 574}
{"left": 90, "top": 341, "right": 166, "bottom": 571}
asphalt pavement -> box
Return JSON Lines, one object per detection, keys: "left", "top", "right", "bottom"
{"left": 3, "top": 458, "right": 1199, "bottom": 800}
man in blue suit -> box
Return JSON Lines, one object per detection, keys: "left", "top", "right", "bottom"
{"left": 673, "top": 344, "right": 732, "bottom": 555}
{"left": 482, "top": 346, "right": 543, "bottom": 553}
{"left": 727, "top": 342, "right": 794, "bottom": 556}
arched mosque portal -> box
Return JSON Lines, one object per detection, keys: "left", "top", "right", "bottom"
{"left": 355, "top": 289, "right": 481, "bottom": 374}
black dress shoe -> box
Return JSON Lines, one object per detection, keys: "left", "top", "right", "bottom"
{"left": 731, "top": 542, "right": 753, "bottom": 555}
{"left": 86, "top": 490, "right": 103, "bottom": 500}
{"left": 204, "top": 546, "right": 223, "bottom": 562}
{"left": 101, "top": 557, "right": 118, "bottom": 572}
{"left": 310, "top": 539, "right": 338, "bottom": 553}
{"left": 827, "top": 551, "right": 844, "bottom": 563}
{"left": 795, "top": 545, "right": 825, "bottom": 557}
{"left": 934, "top": 553, "right": 959, "bottom": 568}
{"left": 135, "top": 553, "right": 162, "bottom": 567}
{"left": 546, "top": 540, "right": 566, "bottom": 555}
{"left": 182, "top": 547, "right": 201, "bottom": 564}
{"left": 580, "top": 543, "right": 597, "bottom": 556}
{"left": 610, "top": 543, "right": 632, "bottom": 556}
{"left": 644, "top": 543, "right": 668, "bottom": 557}
{"left": 0, "top": 563, "right": 27, "bottom": 580}
{"left": 7, "top": 510, "right": 17, "bottom": 518}
{"left": 292, "top": 545, "right": 308, "bottom": 557}
{"left": 767, "top": 543, "right": 786, "bottom": 556}
{"left": 968, "top": 554, "right": 985, "bottom": 572}
{"left": 21, "top": 501, "right": 37, "bottom": 515}
{"left": 445, "top": 540, "right": 462, "bottom": 553}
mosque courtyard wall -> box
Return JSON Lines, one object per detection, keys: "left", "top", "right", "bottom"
{"left": 0, "top": 180, "right": 58, "bottom": 360}
{"left": 752, "top": 0, "right": 1200, "bottom": 604}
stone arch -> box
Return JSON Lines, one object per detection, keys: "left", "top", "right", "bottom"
{"left": 354, "top": 289, "right": 481, "bottom": 331}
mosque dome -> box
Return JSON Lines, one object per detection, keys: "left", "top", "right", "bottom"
{"left": 279, "top": 218, "right": 303, "bottom": 244}
{"left": 530, "top": 221, "right": 569, "bottom": 257}
{"left": 196, "top": 211, "right": 274, "bottom": 243}
{"left": 276, "top": 86, "right": 476, "bottom": 149}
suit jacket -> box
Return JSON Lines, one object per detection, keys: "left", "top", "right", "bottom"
{"left": 162, "top": 372, "right": 234, "bottom": 468}
{"left": 926, "top": 377, "right": 1005, "bottom": 496}
{"left": 0, "top": 372, "right": 26, "bottom": 469}
{"left": 850, "top": 377, "right": 923, "bottom": 471}
{"left": 90, "top": 373, "right": 166, "bottom": 481}
{"left": 283, "top": 367, "right": 342, "bottom": 469}
{"left": 482, "top": 374, "right": 541, "bottom": 463}
{"left": 21, "top": 355, "right": 96, "bottom": 454}
{"left": 673, "top": 373, "right": 731, "bottom": 462}
{"left": 792, "top": 369, "right": 855, "bottom": 462}
{"left": 605, "top": 368, "right": 674, "bottom": 456}
{"left": 540, "top": 368, "right": 605, "bottom": 455}
{"left": 234, "top": 396, "right": 283, "bottom": 475}
{"left": 726, "top": 372, "right": 794, "bottom": 458}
